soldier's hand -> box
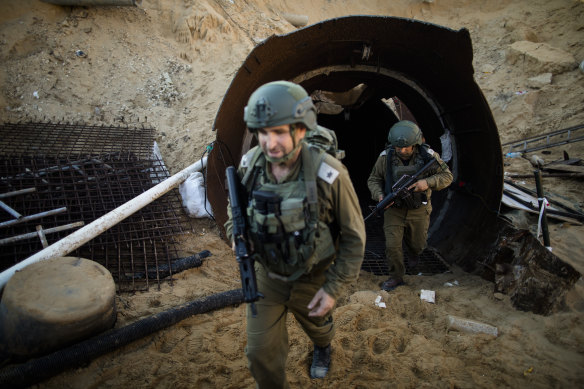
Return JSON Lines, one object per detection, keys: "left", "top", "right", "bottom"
{"left": 408, "top": 179, "right": 428, "bottom": 192}
{"left": 308, "top": 288, "right": 336, "bottom": 317}
{"left": 378, "top": 195, "right": 384, "bottom": 202}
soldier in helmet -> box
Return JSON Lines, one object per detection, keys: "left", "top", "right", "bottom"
{"left": 225, "top": 80, "right": 365, "bottom": 387}
{"left": 367, "top": 120, "right": 453, "bottom": 291}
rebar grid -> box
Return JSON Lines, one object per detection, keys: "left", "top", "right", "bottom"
{"left": 0, "top": 122, "right": 156, "bottom": 159}
{"left": 0, "top": 122, "right": 187, "bottom": 292}
{"left": 362, "top": 212, "right": 450, "bottom": 276}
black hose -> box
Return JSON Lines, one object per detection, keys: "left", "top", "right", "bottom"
{"left": 0, "top": 289, "right": 245, "bottom": 388}
{"left": 125, "top": 250, "right": 211, "bottom": 280}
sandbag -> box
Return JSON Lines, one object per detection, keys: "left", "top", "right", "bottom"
{"left": 179, "top": 171, "right": 213, "bottom": 218}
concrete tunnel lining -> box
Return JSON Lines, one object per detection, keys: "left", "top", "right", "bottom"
{"left": 207, "top": 15, "right": 503, "bottom": 268}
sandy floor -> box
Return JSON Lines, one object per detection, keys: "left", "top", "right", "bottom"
{"left": 1, "top": 0, "right": 583, "bottom": 387}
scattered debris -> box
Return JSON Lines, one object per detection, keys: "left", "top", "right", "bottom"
{"left": 478, "top": 218, "right": 580, "bottom": 315}
{"left": 374, "top": 295, "right": 386, "bottom": 308}
{"left": 505, "top": 152, "right": 523, "bottom": 158}
{"left": 501, "top": 123, "right": 584, "bottom": 154}
{"left": 0, "top": 221, "right": 84, "bottom": 246}
{"left": 527, "top": 154, "right": 545, "bottom": 168}
{"left": 543, "top": 163, "right": 584, "bottom": 175}
{"left": 420, "top": 289, "right": 435, "bottom": 303}
{"left": 502, "top": 180, "right": 584, "bottom": 224}
{"left": 447, "top": 315, "right": 498, "bottom": 337}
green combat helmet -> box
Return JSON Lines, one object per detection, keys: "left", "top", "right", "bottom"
{"left": 244, "top": 80, "right": 317, "bottom": 131}
{"left": 243, "top": 81, "right": 344, "bottom": 161}
{"left": 388, "top": 120, "right": 423, "bottom": 147}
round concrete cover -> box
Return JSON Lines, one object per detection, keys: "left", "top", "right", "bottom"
{"left": 0, "top": 256, "right": 116, "bottom": 358}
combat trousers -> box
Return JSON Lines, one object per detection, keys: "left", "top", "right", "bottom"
{"left": 245, "top": 262, "right": 335, "bottom": 389}
{"left": 383, "top": 205, "right": 431, "bottom": 279}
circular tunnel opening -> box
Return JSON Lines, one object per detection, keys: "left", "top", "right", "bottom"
{"left": 208, "top": 15, "right": 504, "bottom": 271}
{"left": 300, "top": 71, "right": 452, "bottom": 215}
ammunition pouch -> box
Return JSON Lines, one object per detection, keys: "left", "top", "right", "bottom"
{"left": 242, "top": 144, "right": 337, "bottom": 280}
{"left": 252, "top": 190, "right": 284, "bottom": 244}
{"left": 248, "top": 190, "right": 320, "bottom": 267}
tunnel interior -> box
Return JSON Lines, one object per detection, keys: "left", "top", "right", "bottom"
{"left": 309, "top": 75, "right": 449, "bottom": 215}
{"left": 207, "top": 16, "right": 504, "bottom": 270}
{"left": 315, "top": 86, "right": 400, "bottom": 207}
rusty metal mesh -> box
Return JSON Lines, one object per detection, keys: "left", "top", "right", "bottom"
{"left": 362, "top": 210, "right": 450, "bottom": 276}
{"left": 0, "top": 122, "right": 188, "bottom": 292}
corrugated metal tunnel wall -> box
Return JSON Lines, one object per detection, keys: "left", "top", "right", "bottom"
{"left": 207, "top": 15, "right": 503, "bottom": 269}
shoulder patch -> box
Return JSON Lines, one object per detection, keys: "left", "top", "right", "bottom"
{"left": 240, "top": 153, "right": 250, "bottom": 168}
{"left": 318, "top": 161, "right": 339, "bottom": 184}
{"left": 380, "top": 149, "right": 387, "bottom": 156}
{"left": 426, "top": 147, "right": 435, "bottom": 156}
{"left": 241, "top": 146, "right": 261, "bottom": 168}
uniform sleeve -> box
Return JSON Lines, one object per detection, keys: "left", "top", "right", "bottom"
{"left": 367, "top": 154, "right": 386, "bottom": 201}
{"left": 224, "top": 203, "right": 234, "bottom": 244}
{"left": 425, "top": 152, "right": 453, "bottom": 191}
{"left": 322, "top": 163, "right": 366, "bottom": 300}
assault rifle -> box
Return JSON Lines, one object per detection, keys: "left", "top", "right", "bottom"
{"left": 226, "top": 166, "right": 263, "bottom": 317}
{"left": 364, "top": 158, "right": 438, "bottom": 222}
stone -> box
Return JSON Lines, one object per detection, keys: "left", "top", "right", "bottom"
{"left": 506, "top": 41, "right": 577, "bottom": 75}
{"left": 527, "top": 73, "right": 552, "bottom": 88}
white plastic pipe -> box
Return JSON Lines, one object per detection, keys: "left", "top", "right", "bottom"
{"left": 0, "top": 157, "right": 207, "bottom": 290}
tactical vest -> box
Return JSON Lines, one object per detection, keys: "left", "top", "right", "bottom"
{"left": 384, "top": 145, "right": 434, "bottom": 209}
{"left": 240, "top": 142, "right": 337, "bottom": 281}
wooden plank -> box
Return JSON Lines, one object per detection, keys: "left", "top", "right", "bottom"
{"left": 545, "top": 158, "right": 581, "bottom": 166}
{"left": 543, "top": 164, "right": 584, "bottom": 174}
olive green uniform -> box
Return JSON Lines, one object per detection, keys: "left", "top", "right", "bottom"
{"left": 367, "top": 146, "right": 452, "bottom": 279}
{"left": 225, "top": 142, "right": 366, "bottom": 388}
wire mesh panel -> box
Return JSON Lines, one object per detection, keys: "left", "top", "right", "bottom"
{"left": 362, "top": 208, "right": 450, "bottom": 276}
{"left": 0, "top": 122, "right": 188, "bottom": 292}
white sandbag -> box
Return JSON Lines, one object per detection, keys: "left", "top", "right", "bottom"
{"left": 179, "top": 172, "right": 213, "bottom": 218}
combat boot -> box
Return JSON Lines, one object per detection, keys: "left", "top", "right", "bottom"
{"left": 310, "top": 343, "right": 331, "bottom": 379}
{"left": 381, "top": 277, "right": 404, "bottom": 291}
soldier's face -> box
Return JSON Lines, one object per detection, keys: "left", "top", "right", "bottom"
{"left": 258, "top": 124, "right": 305, "bottom": 160}
{"left": 395, "top": 145, "right": 414, "bottom": 159}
